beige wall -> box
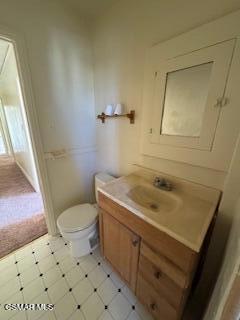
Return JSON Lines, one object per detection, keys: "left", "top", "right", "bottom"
{"left": 0, "top": 44, "right": 39, "bottom": 191}
{"left": 205, "top": 133, "right": 240, "bottom": 319}
{"left": 0, "top": 0, "right": 96, "bottom": 217}
{"left": 211, "top": 197, "right": 240, "bottom": 319}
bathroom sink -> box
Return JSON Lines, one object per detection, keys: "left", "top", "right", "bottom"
{"left": 127, "top": 185, "right": 179, "bottom": 213}
{"left": 98, "top": 169, "right": 221, "bottom": 251}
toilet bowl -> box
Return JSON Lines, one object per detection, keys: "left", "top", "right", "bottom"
{"left": 57, "top": 173, "right": 115, "bottom": 257}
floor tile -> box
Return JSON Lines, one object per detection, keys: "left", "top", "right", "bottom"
{"left": 110, "top": 271, "right": 125, "bottom": 289}
{"left": 11, "top": 311, "right": 27, "bottom": 320}
{"left": 92, "top": 247, "right": 102, "bottom": 260}
{"left": 0, "top": 254, "right": 15, "bottom": 272}
{"left": 43, "top": 265, "right": 62, "bottom": 287}
{"left": 127, "top": 311, "right": 142, "bottom": 320}
{"left": 54, "top": 292, "right": 76, "bottom": 320}
{"left": 22, "top": 277, "right": 45, "bottom": 302}
{"left": 15, "top": 245, "right": 33, "bottom": 261}
{"left": 59, "top": 256, "right": 78, "bottom": 273}
{"left": 122, "top": 285, "right": 137, "bottom": 305}
{"left": 38, "top": 255, "right": 56, "bottom": 273}
{"left": 98, "top": 278, "right": 118, "bottom": 305}
{"left": 19, "top": 264, "right": 40, "bottom": 287}
{"left": 0, "top": 263, "right": 18, "bottom": 286}
{"left": 80, "top": 255, "right": 98, "bottom": 273}
{"left": 75, "top": 255, "right": 87, "bottom": 264}
{"left": 65, "top": 266, "right": 84, "bottom": 287}
{"left": 68, "top": 310, "right": 85, "bottom": 320}
{"left": 0, "top": 276, "right": 21, "bottom": 302}
{"left": 0, "top": 234, "right": 152, "bottom": 320}
{"left": 0, "top": 307, "right": 17, "bottom": 320}
{"left": 109, "top": 293, "right": 132, "bottom": 320}
{"left": 54, "top": 247, "right": 69, "bottom": 261}
{"left": 32, "top": 236, "right": 49, "bottom": 249}
{"left": 34, "top": 244, "right": 52, "bottom": 261}
{"left": 98, "top": 311, "right": 114, "bottom": 320}
{"left": 101, "top": 259, "right": 113, "bottom": 275}
{"left": 48, "top": 237, "right": 65, "bottom": 252}
{"left": 135, "top": 301, "right": 153, "bottom": 320}
{"left": 48, "top": 278, "right": 69, "bottom": 304}
{"left": 88, "top": 265, "right": 107, "bottom": 287}
{"left": 38, "top": 311, "right": 56, "bottom": 320}
{"left": 17, "top": 254, "right": 36, "bottom": 273}
{"left": 0, "top": 292, "right": 24, "bottom": 320}
{"left": 27, "top": 291, "right": 51, "bottom": 320}
{"left": 82, "top": 292, "right": 104, "bottom": 320}
{"left": 73, "top": 277, "right": 93, "bottom": 304}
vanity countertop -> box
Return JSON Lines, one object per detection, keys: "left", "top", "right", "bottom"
{"left": 98, "top": 169, "right": 221, "bottom": 252}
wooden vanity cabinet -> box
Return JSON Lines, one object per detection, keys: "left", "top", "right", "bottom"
{"left": 99, "top": 192, "right": 201, "bottom": 320}
{"left": 100, "top": 211, "right": 140, "bottom": 291}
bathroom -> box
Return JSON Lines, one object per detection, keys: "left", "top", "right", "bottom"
{"left": 0, "top": 0, "right": 240, "bottom": 319}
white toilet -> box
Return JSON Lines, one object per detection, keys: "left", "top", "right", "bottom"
{"left": 57, "top": 173, "right": 115, "bottom": 257}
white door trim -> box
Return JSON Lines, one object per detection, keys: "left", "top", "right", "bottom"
{"left": 0, "top": 24, "right": 57, "bottom": 235}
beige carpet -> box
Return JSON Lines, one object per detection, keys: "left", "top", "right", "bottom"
{"left": 0, "top": 155, "right": 47, "bottom": 258}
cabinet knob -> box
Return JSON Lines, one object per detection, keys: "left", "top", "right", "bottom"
{"left": 154, "top": 270, "right": 161, "bottom": 279}
{"left": 132, "top": 237, "right": 139, "bottom": 247}
{"left": 150, "top": 303, "right": 157, "bottom": 311}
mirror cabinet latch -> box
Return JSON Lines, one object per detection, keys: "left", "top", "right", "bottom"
{"left": 214, "top": 97, "right": 229, "bottom": 108}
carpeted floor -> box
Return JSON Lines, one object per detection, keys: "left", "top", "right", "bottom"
{"left": 0, "top": 155, "right": 47, "bottom": 258}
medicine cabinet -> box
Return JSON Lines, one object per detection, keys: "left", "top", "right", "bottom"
{"left": 150, "top": 40, "right": 234, "bottom": 150}
{"left": 141, "top": 25, "right": 240, "bottom": 171}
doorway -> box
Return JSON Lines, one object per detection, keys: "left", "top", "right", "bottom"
{"left": 0, "top": 38, "right": 47, "bottom": 258}
{"left": 0, "top": 117, "right": 7, "bottom": 155}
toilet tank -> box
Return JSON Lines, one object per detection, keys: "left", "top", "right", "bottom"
{"left": 95, "top": 173, "right": 115, "bottom": 203}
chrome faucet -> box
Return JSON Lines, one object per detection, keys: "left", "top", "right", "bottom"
{"left": 153, "top": 177, "right": 172, "bottom": 191}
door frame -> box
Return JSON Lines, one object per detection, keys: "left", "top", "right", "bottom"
{"left": 0, "top": 97, "right": 13, "bottom": 155}
{"left": 0, "top": 109, "right": 8, "bottom": 154}
{"left": 0, "top": 24, "right": 57, "bottom": 235}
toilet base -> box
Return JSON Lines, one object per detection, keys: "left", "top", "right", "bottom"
{"left": 59, "top": 221, "right": 99, "bottom": 258}
{"left": 70, "top": 228, "right": 99, "bottom": 257}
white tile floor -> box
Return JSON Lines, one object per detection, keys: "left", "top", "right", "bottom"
{"left": 0, "top": 234, "right": 153, "bottom": 320}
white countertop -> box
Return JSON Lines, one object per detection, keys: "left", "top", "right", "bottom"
{"left": 98, "top": 169, "right": 221, "bottom": 252}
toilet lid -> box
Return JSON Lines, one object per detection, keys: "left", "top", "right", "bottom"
{"left": 57, "top": 204, "right": 98, "bottom": 232}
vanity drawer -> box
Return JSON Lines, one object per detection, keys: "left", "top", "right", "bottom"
{"left": 138, "top": 254, "right": 184, "bottom": 310}
{"left": 140, "top": 242, "right": 190, "bottom": 290}
{"left": 136, "top": 274, "right": 178, "bottom": 320}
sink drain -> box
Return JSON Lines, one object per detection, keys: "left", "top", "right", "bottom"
{"left": 150, "top": 203, "right": 158, "bottom": 210}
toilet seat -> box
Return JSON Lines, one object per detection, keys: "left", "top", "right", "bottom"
{"left": 57, "top": 204, "right": 98, "bottom": 233}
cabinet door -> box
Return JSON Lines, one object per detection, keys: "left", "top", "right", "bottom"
{"left": 151, "top": 39, "right": 235, "bottom": 151}
{"left": 101, "top": 210, "right": 140, "bottom": 291}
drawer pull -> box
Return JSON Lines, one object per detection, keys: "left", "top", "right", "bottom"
{"left": 154, "top": 270, "right": 161, "bottom": 279}
{"left": 132, "top": 237, "right": 139, "bottom": 247}
{"left": 150, "top": 303, "right": 157, "bottom": 311}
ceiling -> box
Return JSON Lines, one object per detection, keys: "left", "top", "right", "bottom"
{"left": 0, "top": 40, "right": 9, "bottom": 75}
{"left": 63, "top": 0, "right": 118, "bottom": 17}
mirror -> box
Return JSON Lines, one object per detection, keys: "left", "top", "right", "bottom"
{"left": 161, "top": 62, "right": 213, "bottom": 137}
